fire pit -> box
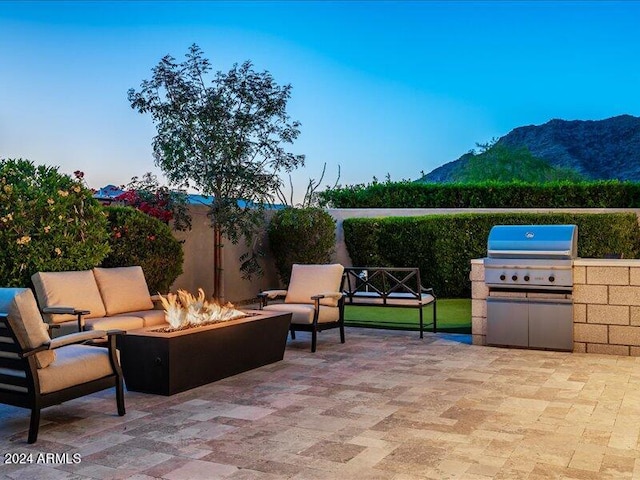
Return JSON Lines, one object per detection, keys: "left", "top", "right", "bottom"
{"left": 117, "top": 294, "right": 291, "bottom": 395}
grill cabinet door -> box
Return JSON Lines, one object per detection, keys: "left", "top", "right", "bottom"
{"left": 486, "top": 298, "right": 528, "bottom": 347}
{"left": 528, "top": 299, "right": 573, "bottom": 351}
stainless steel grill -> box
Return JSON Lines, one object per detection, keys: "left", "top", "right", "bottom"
{"left": 483, "top": 224, "right": 577, "bottom": 351}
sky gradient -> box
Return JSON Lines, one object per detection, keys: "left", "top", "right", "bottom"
{"left": 2, "top": 1, "right": 640, "bottom": 199}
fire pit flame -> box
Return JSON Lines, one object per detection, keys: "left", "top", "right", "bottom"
{"left": 158, "top": 288, "right": 247, "bottom": 330}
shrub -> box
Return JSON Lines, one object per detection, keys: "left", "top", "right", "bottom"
{"left": 320, "top": 180, "right": 640, "bottom": 208}
{"left": 344, "top": 212, "right": 640, "bottom": 298}
{"left": 0, "top": 159, "right": 110, "bottom": 287}
{"left": 102, "top": 206, "right": 184, "bottom": 293}
{"left": 268, "top": 207, "right": 337, "bottom": 285}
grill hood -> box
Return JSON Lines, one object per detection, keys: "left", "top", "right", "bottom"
{"left": 487, "top": 224, "right": 578, "bottom": 260}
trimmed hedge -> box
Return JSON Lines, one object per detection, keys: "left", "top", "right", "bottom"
{"left": 268, "top": 207, "right": 336, "bottom": 285}
{"left": 320, "top": 181, "right": 640, "bottom": 208}
{"left": 344, "top": 213, "right": 640, "bottom": 298}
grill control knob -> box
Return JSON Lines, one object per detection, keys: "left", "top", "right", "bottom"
{"left": 524, "top": 275, "right": 530, "bottom": 281}
{"left": 549, "top": 275, "right": 555, "bottom": 282}
{"left": 512, "top": 275, "right": 518, "bottom": 281}
{"left": 500, "top": 274, "right": 506, "bottom": 281}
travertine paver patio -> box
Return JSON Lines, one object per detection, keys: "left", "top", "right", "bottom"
{"left": 1, "top": 327, "right": 640, "bottom": 479}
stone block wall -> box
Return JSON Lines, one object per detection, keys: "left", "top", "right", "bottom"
{"left": 470, "top": 260, "right": 487, "bottom": 346}
{"left": 573, "top": 259, "right": 640, "bottom": 356}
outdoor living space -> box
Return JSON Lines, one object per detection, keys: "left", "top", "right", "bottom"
{"left": 2, "top": 327, "right": 640, "bottom": 480}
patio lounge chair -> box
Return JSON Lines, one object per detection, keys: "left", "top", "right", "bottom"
{"left": 0, "top": 288, "right": 125, "bottom": 444}
{"left": 258, "top": 264, "right": 345, "bottom": 352}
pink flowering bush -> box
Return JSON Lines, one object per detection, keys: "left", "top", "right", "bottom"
{"left": 102, "top": 206, "right": 183, "bottom": 293}
{"left": 0, "top": 159, "right": 110, "bottom": 287}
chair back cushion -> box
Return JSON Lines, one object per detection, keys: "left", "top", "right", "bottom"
{"left": 32, "top": 270, "right": 106, "bottom": 323}
{"left": 93, "top": 266, "right": 154, "bottom": 316}
{"left": 5, "top": 289, "right": 55, "bottom": 369}
{"left": 285, "top": 264, "right": 344, "bottom": 307}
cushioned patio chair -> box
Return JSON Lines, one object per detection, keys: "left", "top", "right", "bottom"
{"left": 0, "top": 288, "right": 125, "bottom": 444}
{"left": 258, "top": 264, "right": 345, "bottom": 352}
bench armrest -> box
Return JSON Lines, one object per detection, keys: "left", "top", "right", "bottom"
{"left": 421, "top": 287, "right": 436, "bottom": 297}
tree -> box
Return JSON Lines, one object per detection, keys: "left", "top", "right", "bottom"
{"left": 128, "top": 44, "right": 304, "bottom": 300}
{"left": 452, "top": 143, "right": 584, "bottom": 183}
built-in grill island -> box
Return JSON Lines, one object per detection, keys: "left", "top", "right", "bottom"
{"left": 484, "top": 224, "right": 577, "bottom": 351}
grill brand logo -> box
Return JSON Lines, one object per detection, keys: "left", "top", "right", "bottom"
{"left": 525, "top": 232, "right": 535, "bottom": 239}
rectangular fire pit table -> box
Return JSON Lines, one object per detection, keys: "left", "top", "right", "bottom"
{"left": 116, "top": 310, "right": 292, "bottom": 395}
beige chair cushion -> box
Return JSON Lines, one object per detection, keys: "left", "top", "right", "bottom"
{"left": 6, "top": 289, "right": 55, "bottom": 369}
{"left": 32, "top": 270, "right": 106, "bottom": 323}
{"left": 128, "top": 309, "right": 167, "bottom": 327}
{"left": 263, "top": 303, "right": 339, "bottom": 325}
{"left": 285, "top": 264, "right": 344, "bottom": 307}
{"left": 37, "top": 344, "right": 114, "bottom": 394}
{"left": 83, "top": 315, "right": 144, "bottom": 332}
{"left": 93, "top": 266, "right": 154, "bottom": 315}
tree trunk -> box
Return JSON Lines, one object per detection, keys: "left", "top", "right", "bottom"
{"left": 213, "top": 226, "right": 223, "bottom": 302}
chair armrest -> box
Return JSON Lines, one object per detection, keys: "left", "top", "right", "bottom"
{"left": 20, "top": 344, "right": 50, "bottom": 358}
{"left": 47, "top": 330, "right": 108, "bottom": 349}
{"left": 259, "top": 290, "right": 288, "bottom": 299}
{"left": 311, "top": 292, "right": 344, "bottom": 301}
{"left": 421, "top": 287, "right": 436, "bottom": 297}
{"left": 42, "top": 306, "right": 90, "bottom": 315}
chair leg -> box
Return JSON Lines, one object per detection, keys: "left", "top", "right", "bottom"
{"left": 419, "top": 307, "right": 424, "bottom": 339}
{"left": 311, "top": 327, "right": 317, "bottom": 353}
{"left": 116, "top": 377, "right": 126, "bottom": 416}
{"left": 339, "top": 324, "right": 345, "bottom": 344}
{"left": 433, "top": 300, "right": 437, "bottom": 333}
{"left": 290, "top": 328, "right": 296, "bottom": 340}
{"left": 28, "top": 407, "right": 40, "bottom": 444}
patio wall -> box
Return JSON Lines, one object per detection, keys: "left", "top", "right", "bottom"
{"left": 171, "top": 206, "right": 640, "bottom": 306}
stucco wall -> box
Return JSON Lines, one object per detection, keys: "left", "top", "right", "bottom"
{"left": 170, "top": 205, "right": 280, "bottom": 304}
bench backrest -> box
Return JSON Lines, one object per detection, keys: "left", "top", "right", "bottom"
{"left": 343, "top": 267, "right": 424, "bottom": 301}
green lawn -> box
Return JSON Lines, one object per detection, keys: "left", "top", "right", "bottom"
{"left": 344, "top": 298, "right": 471, "bottom": 333}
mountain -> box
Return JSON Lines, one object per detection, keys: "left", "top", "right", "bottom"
{"left": 421, "top": 115, "right": 640, "bottom": 182}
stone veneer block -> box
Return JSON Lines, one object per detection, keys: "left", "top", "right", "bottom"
{"left": 574, "top": 323, "right": 608, "bottom": 344}
{"left": 573, "top": 266, "right": 586, "bottom": 285}
{"left": 609, "top": 286, "right": 640, "bottom": 306}
{"left": 471, "top": 334, "right": 486, "bottom": 346}
{"left": 471, "top": 299, "right": 486, "bottom": 318}
{"left": 472, "top": 316, "right": 486, "bottom": 335}
{"left": 586, "top": 266, "right": 629, "bottom": 286}
{"left": 609, "top": 326, "right": 640, "bottom": 346}
{"left": 631, "top": 307, "right": 640, "bottom": 326}
{"left": 573, "top": 342, "right": 586, "bottom": 353}
{"left": 573, "top": 303, "right": 586, "bottom": 323}
{"left": 630, "top": 346, "right": 640, "bottom": 356}
{"left": 587, "top": 305, "right": 629, "bottom": 325}
{"left": 630, "top": 268, "right": 640, "bottom": 286}
{"left": 469, "top": 263, "right": 484, "bottom": 282}
{"left": 587, "top": 343, "right": 630, "bottom": 356}
{"left": 573, "top": 285, "right": 608, "bottom": 305}
{"left": 471, "top": 281, "right": 488, "bottom": 299}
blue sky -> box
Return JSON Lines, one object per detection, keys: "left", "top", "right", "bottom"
{"left": 1, "top": 1, "right": 640, "bottom": 198}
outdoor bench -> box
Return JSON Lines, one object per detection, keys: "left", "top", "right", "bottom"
{"left": 342, "top": 267, "right": 436, "bottom": 338}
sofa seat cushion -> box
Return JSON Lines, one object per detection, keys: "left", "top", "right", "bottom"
{"left": 263, "top": 304, "right": 339, "bottom": 325}
{"left": 83, "top": 315, "right": 144, "bottom": 332}
{"left": 128, "top": 309, "right": 166, "bottom": 327}
{"left": 32, "top": 270, "right": 107, "bottom": 323}
{"left": 93, "top": 266, "right": 154, "bottom": 316}
{"left": 285, "top": 264, "right": 344, "bottom": 307}
{"left": 38, "top": 344, "right": 114, "bottom": 394}
{"left": 5, "top": 289, "right": 55, "bottom": 369}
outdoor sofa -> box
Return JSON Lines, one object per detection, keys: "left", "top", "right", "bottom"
{"left": 32, "top": 266, "right": 165, "bottom": 335}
